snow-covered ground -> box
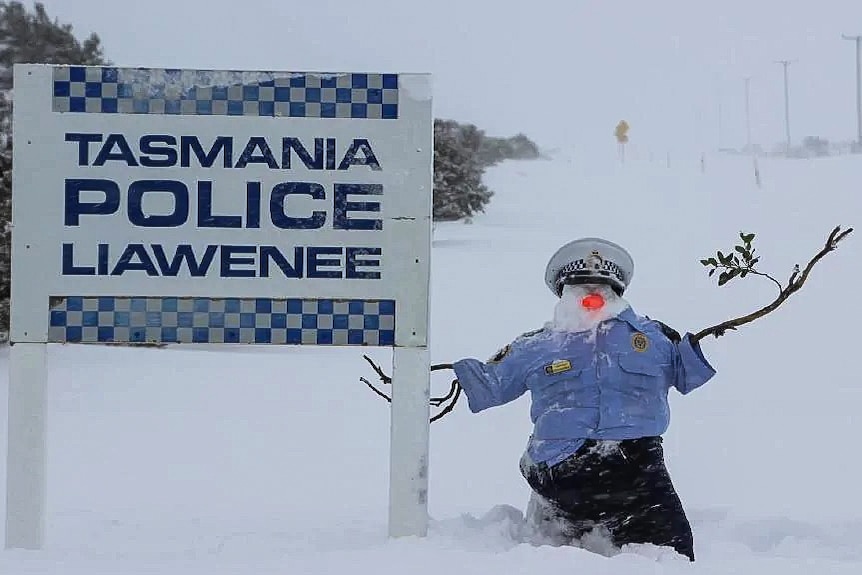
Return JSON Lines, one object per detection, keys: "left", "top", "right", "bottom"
{"left": 2, "top": 149, "right": 861, "bottom": 573}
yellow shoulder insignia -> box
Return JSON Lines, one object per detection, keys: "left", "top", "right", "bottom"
{"left": 487, "top": 328, "right": 544, "bottom": 364}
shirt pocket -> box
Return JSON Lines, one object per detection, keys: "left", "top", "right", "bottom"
{"left": 617, "top": 353, "right": 663, "bottom": 377}
{"left": 617, "top": 352, "right": 667, "bottom": 396}
{"left": 528, "top": 358, "right": 587, "bottom": 392}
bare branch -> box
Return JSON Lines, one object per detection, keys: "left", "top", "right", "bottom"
{"left": 693, "top": 226, "right": 853, "bottom": 343}
{"left": 362, "top": 354, "right": 391, "bottom": 385}
{"left": 748, "top": 269, "right": 783, "bottom": 292}
{"left": 788, "top": 264, "right": 800, "bottom": 287}
{"left": 359, "top": 356, "right": 460, "bottom": 422}
{"left": 360, "top": 376, "right": 391, "bottom": 402}
{"left": 430, "top": 380, "right": 459, "bottom": 406}
{"left": 430, "top": 384, "right": 462, "bottom": 423}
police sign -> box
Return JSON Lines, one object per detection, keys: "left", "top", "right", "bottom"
{"left": 11, "top": 65, "right": 432, "bottom": 346}
{"left": 6, "top": 65, "right": 432, "bottom": 549}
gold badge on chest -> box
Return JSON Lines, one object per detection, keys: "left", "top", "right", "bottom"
{"left": 631, "top": 332, "right": 649, "bottom": 352}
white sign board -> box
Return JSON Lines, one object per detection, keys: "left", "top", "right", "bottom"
{"left": 12, "top": 65, "right": 431, "bottom": 346}
{"left": 7, "top": 64, "right": 432, "bottom": 548}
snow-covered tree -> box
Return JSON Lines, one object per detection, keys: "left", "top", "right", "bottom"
{"left": 478, "top": 132, "right": 541, "bottom": 167}
{"left": 433, "top": 119, "right": 540, "bottom": 221}
{"left": 433, "top": 119, "right": 493, "bottom": 221}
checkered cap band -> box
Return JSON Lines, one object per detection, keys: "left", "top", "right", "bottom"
{"left": 52, "top": 67, "right": 399, "bottom": 119}
{"left": 47, "top": 297, "right": 396, "bottom": 346}
{"left": 554, "top": 258, "right": 626, "bottom": 292}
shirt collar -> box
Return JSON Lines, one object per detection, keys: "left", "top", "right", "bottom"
{"left": 615, "top": 306, "right": 649, "bottom": 331}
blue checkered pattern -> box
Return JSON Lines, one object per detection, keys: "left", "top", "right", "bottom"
{"left": 47, "top": 297, "right": 396, "bottom": 345}
{"left": 52, "top": 67, "right": 399, "bottom": 119}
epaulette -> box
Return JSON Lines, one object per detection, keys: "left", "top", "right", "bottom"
{"left": 487, "top": 327, "right": 544, "bottom": 364}
{"left": 487, "top": 344, "right": 512, "bottom": 364}
{"left": 519, "top": 327, "right": 545, "bottom": 339}
{"left": 652, "top": 319, "right": 681, "bottom": 343}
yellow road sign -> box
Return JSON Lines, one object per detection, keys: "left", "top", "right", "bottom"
{"left": 615, "top": 120, "right": 629, "bottom": 143}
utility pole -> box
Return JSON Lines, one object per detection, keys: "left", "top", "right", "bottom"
{"left": 774, "top": 60, "right": 794, "bottom": 153}
{"left": 744, "top": 76, "right": 752, "bottom": 152}
{"left": 744, "top": 77, "right": 761, "bottom": 187}
{"left": 842, "top": 34, "right": 862, "bottom": 148}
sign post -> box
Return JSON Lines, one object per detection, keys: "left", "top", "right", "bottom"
{"left": 7, "top": 65, "right": 433, "bottom": 549}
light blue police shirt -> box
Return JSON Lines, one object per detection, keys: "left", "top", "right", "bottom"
{"left": 453, "top": 307, "right": 716, "bottom": 467}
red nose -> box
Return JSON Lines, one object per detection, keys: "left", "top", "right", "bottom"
{"left": 581, "top": 293, "right": 605, "bottom": 311}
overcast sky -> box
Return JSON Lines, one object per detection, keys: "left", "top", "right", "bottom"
{"left": 30, "top": 0, "right": 862, "bottom": 154}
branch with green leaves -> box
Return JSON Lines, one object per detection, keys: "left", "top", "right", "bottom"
{"left": 693, "top": 225, "right": 853, "bottom": 343}
{"left": 700, "top": 232, "right": 782, "bottom": 290}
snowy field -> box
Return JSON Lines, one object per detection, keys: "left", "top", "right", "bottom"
{"left": 2, "top": 148, "right": 861, "bottom": 573}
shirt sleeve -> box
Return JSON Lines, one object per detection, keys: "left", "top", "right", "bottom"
{"left": 672, "top": 333, "right": 717, "bottom": 394}
{"left": 452, "top": 340, "right": 530, "bottom": 413}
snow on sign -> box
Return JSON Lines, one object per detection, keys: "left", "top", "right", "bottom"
{"left": 11, "top": 65, "right": 432, "bottom": 347}
{"left": 6, "top": 64, "right": 432, "bottom": 550}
